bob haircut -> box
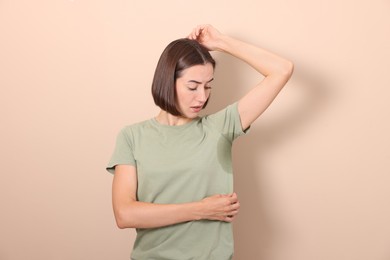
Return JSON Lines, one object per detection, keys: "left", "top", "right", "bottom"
{"left": 151, "top": 38, "right": 216, "bottom": 116}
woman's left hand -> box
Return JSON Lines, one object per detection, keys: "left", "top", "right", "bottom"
{"left": 187, "top": 24, "right": 224, "bottom": 51}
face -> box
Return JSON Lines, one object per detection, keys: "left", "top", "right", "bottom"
{"left": 175, "top": 63, "right": 214, "bottom": 119}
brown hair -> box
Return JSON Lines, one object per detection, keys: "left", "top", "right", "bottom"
{"left": 151, "top": 38, "right": 216, "bottom": 116}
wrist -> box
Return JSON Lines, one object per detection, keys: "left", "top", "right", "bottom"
{"left": 215, "top": 34, "right": 231, "bottom": 53}
{"left": 217, "top": 35, "right": 243, "bottom": 55}
{"left": 190, "top": 201, "right": 204, "bottom": 221}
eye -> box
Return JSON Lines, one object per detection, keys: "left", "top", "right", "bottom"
{"left": 186, "top": 82, "right": 198, "bottom": 91}
{"left": 205, "top": 85, "right": 212, "bottom": 90}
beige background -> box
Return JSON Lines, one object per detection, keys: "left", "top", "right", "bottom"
{"left": 1, "top": 0, "right": 389, "bottom": 259}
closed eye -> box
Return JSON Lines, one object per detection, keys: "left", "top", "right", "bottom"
{"left": 187, "top": 78, "right": 214, "bottom": 91}
{"left": 188, "top": 86, "right": 212, "bottom": 91}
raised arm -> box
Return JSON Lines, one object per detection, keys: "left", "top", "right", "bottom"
{"left": 112, "top": 165, "right": 240, "bottom": 229}
{"left": 188, "top": 24, "right": 294, "bottom": 130}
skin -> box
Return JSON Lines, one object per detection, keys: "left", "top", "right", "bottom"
{"left": 113, "top": 63, "right": 239, "bottom": 229}
{"left": 188, "top": 25, "right": 294, "bottom": 130}
{"left": 112, "top": 24, "right": 294, "bottom": 229}
{"left": 156, "top": 63, "right": 214, "bottom": 125}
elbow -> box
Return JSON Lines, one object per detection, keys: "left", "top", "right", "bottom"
{"left": 114, "top": 209, "right": 137, "bottom": 229}
{"left": 270, "top": 60, "right": 294, "bottom": 83}
{"left": 115, "top": 213, "right": 128, "bottom": 229}
{"left": 282, "top": 60, "right": 294, "bottom": 79}
{"left": 288, "top": 61, "right": 294, "bottom": 76}
{"left": 115, "top": 218, "right": 127, "bottom": 229}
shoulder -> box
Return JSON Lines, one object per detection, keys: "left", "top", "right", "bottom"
{"left": 121, "top": 119, "right": 152, "bottom": 132}
{"left": 118, "top": 119, "right": 154, "bottom": 139}
{"left": 201, "top": 102, "right": 239, "bottom": 123}
{"left": 200, "top": 102, "right": 248, "bottom": 140}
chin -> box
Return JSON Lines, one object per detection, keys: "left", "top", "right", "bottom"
{"left": 184, "top": 114, "right": 198, "bottom": 119}
{"left": 182, "top": 112, "right": 199, "bottom": 119}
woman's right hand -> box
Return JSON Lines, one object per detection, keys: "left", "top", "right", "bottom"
{"left": 197, "top": 192, "right": 240, "bottom": 222}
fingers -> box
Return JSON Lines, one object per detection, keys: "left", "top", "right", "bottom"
{"left": 225, "top": 201, "right": 240, "bottom": 216}
{"left": 222, "top": 193, "right": 240, "bottom": 222}
{"left": 216, "top": 192, "right": 239, "bottom": 205}
{"left": 187, "top": 24, "right": 210, "bottom": 40}
{"left": 221, "top": 207, "right": 239, "bottom": 223}
{"left": 188, "top": 25, "right": 202, "bottom": 40}
{"left": 227, "top": 192, "right": 238, "bottom": 204}
{"left": 224, "top": 213, "right": 238, "bottom": 222}
{"left": 200, "top": 192, "right": 240, "bottom": 222}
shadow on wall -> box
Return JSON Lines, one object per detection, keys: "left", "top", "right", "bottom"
{"left": 207, "top": 53, "right": 331, "bottom": 259}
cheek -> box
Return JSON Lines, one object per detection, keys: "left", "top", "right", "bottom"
{"left": 184, "top": 93, "right": 195, "bottom": 103}
{"left": 175, "top": 86, "right": 185, "bottom": 101}
{"left": 176, "top": 89, "right": 191, "bottom": 104}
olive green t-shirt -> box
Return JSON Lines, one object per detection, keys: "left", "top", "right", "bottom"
{"left": 106, "top": 102, "right": 248, "bottom": 260}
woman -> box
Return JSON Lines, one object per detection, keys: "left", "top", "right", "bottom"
{"left": 106, "top": 24, "right": 293, "bottom": 260}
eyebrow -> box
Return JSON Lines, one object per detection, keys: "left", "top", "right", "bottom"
{"left": 187, "top": 78, "right": 214, "bottom": 84}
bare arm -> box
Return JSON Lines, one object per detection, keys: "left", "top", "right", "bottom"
{"left": 112, "top": 165, "right": 240, "bottom": 229}
{"left": 188, "top": 25, "right": 294, "bottom": 130}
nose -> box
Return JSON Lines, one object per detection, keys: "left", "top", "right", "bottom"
{"left": 197, "top": 87, "right": 208, "bottom": 102}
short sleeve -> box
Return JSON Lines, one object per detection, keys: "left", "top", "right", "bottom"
{"left": 205, "top": 102, "right": 250, "bottom": 142}
{"left": 106, "top": 127, "right": 136, "bottom": 174}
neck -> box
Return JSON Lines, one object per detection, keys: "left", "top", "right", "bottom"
{"left": 155, "top": 110, "right": 193, "bottom": 126}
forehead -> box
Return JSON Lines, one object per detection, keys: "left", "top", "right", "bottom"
{"left": 178, "top": 63, "right": 214, "bottom": 80}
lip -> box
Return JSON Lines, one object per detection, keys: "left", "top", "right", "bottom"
{"left": 190, "top": 106, "right": 202, "bottom": 113}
